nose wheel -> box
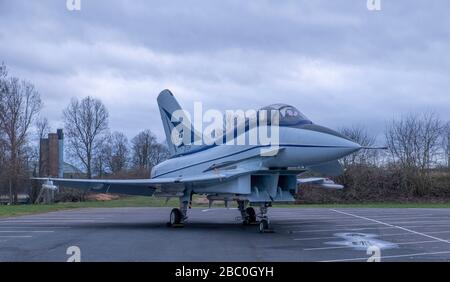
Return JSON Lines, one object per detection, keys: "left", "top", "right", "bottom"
{"left": 258, "top": 204, "right": 274, "bottom": 233}
{"left": 259, "top": 219, "right": 270, "bottom": 233}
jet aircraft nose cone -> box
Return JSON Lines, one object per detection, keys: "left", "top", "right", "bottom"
{"left": 334, "top": 138, "right": 362, "bottom": 158}
{"left": 299, "top": 124, "right": 363, "bottom": 159}
{"left": 349, "top": 140, "right": 362, "bottom": 151}
{"left": 350, "top": 142, "right": 362, "bottom": 154}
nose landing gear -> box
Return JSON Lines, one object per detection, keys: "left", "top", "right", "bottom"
{"left": 259, "top": 219, "right": 270, "bottom": 233}
{"left": 238, "top": 201, "right": 274, "bottom": 232}
{"left": 258, "top": 204, "right": 273, "bottom": 233}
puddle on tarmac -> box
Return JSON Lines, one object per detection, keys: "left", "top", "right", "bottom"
{"left": 325, "top": 233, "right": 398, "bottom": 250}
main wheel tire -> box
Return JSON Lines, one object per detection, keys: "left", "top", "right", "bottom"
{"left": 259, "top": 219, "right": 269, "bottom": 233}
{"left": 169, "top": 208, "right": 183, "bottom": 226}
{"left": 246, "top": 207, "right": 257, "bottom": 223}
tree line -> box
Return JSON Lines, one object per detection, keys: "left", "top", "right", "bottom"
{"left": 62, "top": 96, "right": 169, "bottom": 180}
{"left": 0, "top": 63, "right": 168, "bottom": 204}
{"left": 300, "top": 117, "right": 450, "bottom": 203}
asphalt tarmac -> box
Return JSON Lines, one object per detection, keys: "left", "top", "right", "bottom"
{"left": 1, "top": 207, "right": 450, "bottom": 261}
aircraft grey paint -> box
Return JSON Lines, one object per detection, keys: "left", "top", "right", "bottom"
{"left": 35, "top": 89, "right": 365, "bottom": 232}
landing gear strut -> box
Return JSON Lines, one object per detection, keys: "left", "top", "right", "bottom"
{"left": 258, "top": 203, "right": 273, "bottom": 233}
{"left": 238, "top": 201, "right": 273, "bottom": 232}
{"left": 259, "top": 219, "right": 269, "bottom": 233}
{"left": 238, "top": 201, "right": 257, "bottom": 225}
{"left": 246, "top": 207, "right": 257, "bottom": 224}
{"left": 167, "top": 192, "right": 190, "bottom": 228}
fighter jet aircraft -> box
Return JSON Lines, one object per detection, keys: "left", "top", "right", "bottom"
{"left": 35, "top": 89, "right": 369, "bottom": 232}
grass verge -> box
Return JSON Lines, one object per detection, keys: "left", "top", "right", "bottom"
{"left": 0, "top": 196, "right": 178, "bottom": 218}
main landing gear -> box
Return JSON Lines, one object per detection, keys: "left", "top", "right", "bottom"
{"left": 238, "top": 201, "right": 257, "bottom": 225}
{"left": 167, "top": 196, "right": 273, "bottom": 233}
{"left": 167, "top": 196, "right": 190, "bottom": 228}
{"left": 238, "top": 201, "right": 273, "bottom": 233}
{"left": 169, "top": 208, "right": 183, "bottom": 226}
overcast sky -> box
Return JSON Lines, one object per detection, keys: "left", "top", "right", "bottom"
{"left": 1, "top": 0, "right": 449, "bottom": 143}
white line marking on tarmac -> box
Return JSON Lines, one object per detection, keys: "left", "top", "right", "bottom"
{"left": 271, "top": 215, "right": 441, "bottom": 221}
{"left": 285, "top": 224, "right": 450, "bottom": 232}
{"left": 0, "top": 220, "right": 97, "bottom": 223}
{"left": 330, "top": 209, "right": 450, "bottom": 244}
{"left": 388, "top": 220, "right": 450, "bottom": 224}
{"left": 294, "top": 230, "right": 450, "bottom": 241}
{"left": 320, "top": 250, "right": 450, "bottom": 262}
{"left": 0, "top": 235, "right": 33, "bottom": 238}
{"left": 290, "top": 226, "right": 398, "bottom": 233}
{"left": 9, "top": 218, "right": 106, "bottom": 220}
{"left": 273, "top": 216, "right": 445, "bottom": 223}
{"left": 284, "top": 221, "right": 450, "bottom": 229}
{"left": 0, "top": 231, "right": 54, "bottom": 233}
{"left": 0, "top": 226, "right": 70, "bottom": 228}
{"left": 304, "top": 240, "right": 441, "bottom": 251}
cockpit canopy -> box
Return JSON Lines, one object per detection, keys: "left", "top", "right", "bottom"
{"left": 258, "top": 104, "right": 312, "bottom": 126}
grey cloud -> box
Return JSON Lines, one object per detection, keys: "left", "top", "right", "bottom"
{"left": 0, "top": 0, "right": 449, "bottom": 142}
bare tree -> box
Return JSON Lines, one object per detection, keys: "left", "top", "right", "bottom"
{"left": 385, "top": 112, "right": 444, "bottom": 196}
{"left": 0, "top": 64, "right": 42, "bottom": 203}
{"left": 131, "top": 130, "right": 168, "bottom": 171}
{"left": 0, "top": 62, "right": 6, "bottom": 88}
{"left": 106, "top": 132, "right": 129, "bottom": 174}
{"left": 94, "top": 132, "right": 129, "bottom": 176}
{"left": 149, "top": 142, "right": 170, "bottom": 167}
{"left": 443, "top": 121, "right": 450, "bottom": 168}
{"left": 63, "top": 96, "right": 109, "bottom": 179}
{"left": 35, "top": 117, "right": 51, "bottom": 140}
{"left": 386, "top": 112, "right": 444, "bottom": 170}
{"left": 0, "top": 62, "right": 7, "bottom": 196}
{"left": 131, "top": 130, "right": 157, "bottom": 170}
{"left": 0, "top": 128, "right": 7, "bottom": 196}
{"left": 92, "top": 136, "right": 110, "bottom": 178}
{"left": 339, "top": 125, "right": 377, "bottom": 167}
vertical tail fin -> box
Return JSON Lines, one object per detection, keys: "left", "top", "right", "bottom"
{"left": 157, "top": 89, "right": 198, "bottom": 156}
